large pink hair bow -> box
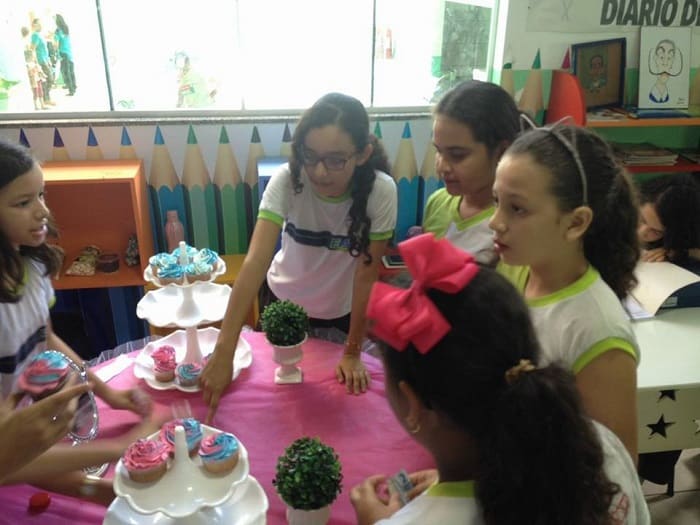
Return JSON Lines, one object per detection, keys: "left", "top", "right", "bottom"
{"left": 367, "top": 233, "right": 479, "bottom": 353}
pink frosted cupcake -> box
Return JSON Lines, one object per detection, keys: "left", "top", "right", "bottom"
{"left": 176, "top": 362, "right": 202, "bottom": 387}
{"left": 122, "top": 438, "right": 169, "bottom": 483}
{"left": 151, "top": 345, "right": 177, "bottom": 382}
{"left": 160, "top": 418, "right": 203, "bottom": 457}
{"left": 17, "top": 350, "right": 72, "bottom": 400}
{"left": 199, "top": 432, "right": 240, "bottom": 474}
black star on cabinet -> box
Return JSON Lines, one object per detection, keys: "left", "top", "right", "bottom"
{"left": 647, "top": 415, "right": 675, "bottom": 438}
{"left": 658, "top": 389, "right": 676, "bottom": 401}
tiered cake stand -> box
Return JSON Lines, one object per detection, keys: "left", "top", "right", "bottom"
{"left": 104, "top": 245, "right": 265, "bottom": 523}
{"left": 105, "top": 425, "right": 268, "bottom": 524}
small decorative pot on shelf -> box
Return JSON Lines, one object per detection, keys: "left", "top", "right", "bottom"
{"left": 286, "top": 505, "right": 331, "bottom": 525}
{"left": 261, "top": 300, "right": 310, "bottom": 385}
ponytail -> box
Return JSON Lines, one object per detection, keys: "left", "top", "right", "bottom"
{"left": 476, "top": 365, "right": 618, "bottom": 525}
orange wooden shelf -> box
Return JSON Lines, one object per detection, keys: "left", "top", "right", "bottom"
{"left": 43, "top": 160, "right": 155, "bottom": 290}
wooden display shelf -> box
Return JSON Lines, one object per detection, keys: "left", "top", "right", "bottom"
{"left": 588, "top": 116, "right": 700, "bottom": 128}
{"left": 43, "top": 160, "right": 154, "bottom": 290}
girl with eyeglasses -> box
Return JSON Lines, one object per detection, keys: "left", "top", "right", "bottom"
{"left": 421, "top": 80, "right": 520, "bottom": 265}
{"left": 202, "top": 93, "right": 397, "bottom": 417}
{"left": 351, "top": 234, "right": 649, "bottom": 525}
{"left": 489, "top": 124, "right": 641, "bottom": 459}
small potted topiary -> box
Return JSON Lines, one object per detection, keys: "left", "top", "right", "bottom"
{"left": 273, "top": 436, "right": 343, "bottom": 525}
{"left": 260, "top": 300, "right": 309, "bottom": 384}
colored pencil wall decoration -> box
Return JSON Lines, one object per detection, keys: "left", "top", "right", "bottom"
{"left": 518, "top": 49, "right": 544, "bottom": 123}
{"left": 280, "top": 123, "right": 293, "bottom": 158}
{"left": 52, "top": 128, "right": 70, "bottom": 161}
{"left": 182, "top": 125, "right": 218, "bottom": 251}
{"left": 419, "top": 136, "right": 440, "bottom": 225}
{"left": 149, "top": 126, "right": 188, "bottom": 252}
{"left": 560, "top": 48, "right": 571, "bottom": 71}
{"left": 243, "top": 126, "right": 265, "bottom": 244}
{"left": 373, "top": 122, "right": 384, "bottom": 150}
{"left": 393, "top": 123, "right": 419, "bottom": 242}
{"left": 213, "top": 126, "right": 247, "bottom": 254}
{"left": 19, "top": 129, "right": 30, "bottom": 149}
{"left": 500, "top": 61, "right": 515, "bottom": 98}
{"left": 119, "top": 127, "right": 137, "bottom": 159}
{"left": 86, "top": 127, "right": 103, "bottom": 160}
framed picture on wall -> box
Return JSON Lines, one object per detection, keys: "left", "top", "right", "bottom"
{"left": 571, "top": 38, "right": 626, "bottom": 110}
{"left": 638, "top": 26, "right": 691, "bottom": 109}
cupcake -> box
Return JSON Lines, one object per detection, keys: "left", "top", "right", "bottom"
{"left": 194, "top": 248, "right": 219, "bottom": 271}
{"left": 149, "top": 252, "right": 177, "bottom": 274}
{"left": 122, "top": 438, "right": 169, "bottom": 483}
{"left": 199, "top": 432, "right": 240, "bottom": 474}
{"left": 156, "top": 262, "right": 185, "bottom": 285}
{"left": 151, "top": 345, "right": 177, "bottom": 382}
{"left": 176, "top": 362, "right": 202, "bottom": 387}
{"left": 184, "top": 260, "right": 212, "bottom": 283}
{"left": 160, "top": 418, "right": 203, "bottom": 457}
{"left": 17, "top": 350, "right": 71, "bottom": 400}
{"left": 171, "top": 244, "right": 198, "bottom": 264}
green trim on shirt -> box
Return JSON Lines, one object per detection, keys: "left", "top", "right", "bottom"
{"left": 49, "top": 295, "right": 56, "bottom": 308}
{"left": 258, "top": 209, "right": 284, "bottom": 226}
{"left": 450, "top": 205, "right": 494, "bottom": 231}
{"left": 369, "top": 230, "right": 394, "bottom": 241}
{"left": 496, "top": 262, "right": 528, "bottom": 290}
{"left": 426, "top": 480, "right": 475, "bottom": 498}
{"left": 526, "top": 266, "right": 598, "bottom": 307}
{"left": 572, "top": 337, "right": 638, "bottom": 373}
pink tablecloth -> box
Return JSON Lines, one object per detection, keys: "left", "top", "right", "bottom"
{"left": 0, "top": 332, "right": 434, "bottom": 524}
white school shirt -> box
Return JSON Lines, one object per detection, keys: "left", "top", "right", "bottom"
{"left": 258, "top": 164, "right": 397, "bottom": 319}
{"left": 0, "top": 258, "right": 54, "bottom": 397}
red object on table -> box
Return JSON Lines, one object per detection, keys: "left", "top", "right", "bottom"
{"left": 0, "top": 332, "right": 434, "bottom": 524}
{"left": 28, "top": 492, "right": 51, "bottom": 513}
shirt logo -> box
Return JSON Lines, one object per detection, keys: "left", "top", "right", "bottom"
{"left": 285, "top": 222, "right": 350, "bottom": 251}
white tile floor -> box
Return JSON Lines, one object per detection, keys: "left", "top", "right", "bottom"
{"left": 644, "top": 449, "right": 700, "bottom": 524}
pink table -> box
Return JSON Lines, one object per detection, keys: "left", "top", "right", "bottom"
{"left": 0, "top": 332, "right": 434, "bottom": 524}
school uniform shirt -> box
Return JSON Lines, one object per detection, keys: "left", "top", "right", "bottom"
{"left": 422, "top": 188, "right": 496, "bottom": 265}
{"left": 375, "top": 423, "right": 649, "bottom": 525}
{"left": 0, "top": 258, "right": 54, "bottom": 397}
{"left": 375, "top": 481, "right": 482, "bottom": 525}
{"left": 258, "top": 164, "right": 397, "bottom": 320}
{"left": 523, "top": 265, "right": 639, "bottom": 373}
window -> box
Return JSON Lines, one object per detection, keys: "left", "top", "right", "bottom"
{"left": 0, "top": 0, "right": 498, "bottom": 116}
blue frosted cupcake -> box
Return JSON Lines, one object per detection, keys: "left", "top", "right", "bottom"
{"left": 194, "top": 248, "right": 219, "bottom": 270}
{"left": 176, "top": 362, "right": 202, "bottom": 387}
{"left": 156, "top": 262, "right": 185, "bottom": 285}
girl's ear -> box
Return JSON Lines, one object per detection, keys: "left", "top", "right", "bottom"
{"left": 398, "top": 380, "right": 426, "bottom": 430}
{"left": 356, "top": 142, "right": 374, "bottom": 166}
{"left": 565, "top": 205, "right": 593, "bottom": 242}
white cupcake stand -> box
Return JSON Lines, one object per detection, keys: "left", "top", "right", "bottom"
{"left": 104, "top": 245, "right": 266, "bottom": 524}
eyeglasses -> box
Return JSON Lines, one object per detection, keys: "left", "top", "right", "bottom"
{"left": 299, "top": 146, "right": 357, "bottom": 171}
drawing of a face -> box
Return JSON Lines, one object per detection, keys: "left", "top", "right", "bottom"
{"left": 654, "top": 40, "right": 676, "bottom": 74}
{"left": 590, "top": 55, "right": 605, "bottom": 79}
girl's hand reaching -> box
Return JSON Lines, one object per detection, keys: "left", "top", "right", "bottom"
{"left": 199, "top": 349, "right": 234, "bottom": 424}
{"left": 335, "top": 353, "right": 370, "bottom": 395}
{"left": 97, "top": 386, "right": 152, "bottom": 417}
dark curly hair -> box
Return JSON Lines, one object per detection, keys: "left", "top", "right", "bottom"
{"left": 639, "top": 173, "right": 700, "bottom": 264}
{"left": 288, "top": 93, "right": 390, "bottom": 263}
{"left": 0, "top": 138, "right": 62, "bottom": 303}
{"left": 381, "top": 267, "right": 619, "bottom": 525}
{"left": 506, "top": 124, "right": 640, "bottom": 298}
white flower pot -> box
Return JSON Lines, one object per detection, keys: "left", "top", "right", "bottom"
{"left": 285, "top": 505, "right": 330, "bottom": 525}
{"left": 270, "top": 334, "right": 307, "bottom": 384}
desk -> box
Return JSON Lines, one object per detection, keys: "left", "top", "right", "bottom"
{"left": 0, "top": 333, "right": 433, "bottom": 524}
{"left": 634, "top": 307, "right": 700, "bottom": 453}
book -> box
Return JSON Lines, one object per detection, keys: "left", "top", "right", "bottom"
{"left": 611, "top": 142, "right": 678, "bottom": 166}
{"left": 676, "top": 148, "right": 700, "bottom": 164}
{"left": 625, "top": 261, "right": 700, "bottom": 319}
